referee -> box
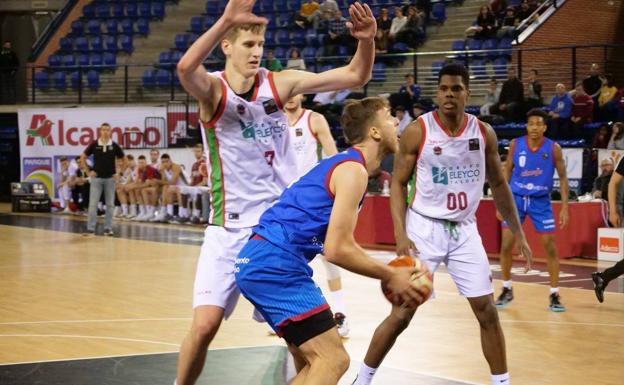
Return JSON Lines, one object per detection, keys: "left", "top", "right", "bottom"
{"left": 81, "top": 123, "right": 125, "bottom": 236}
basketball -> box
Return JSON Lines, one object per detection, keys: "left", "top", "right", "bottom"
{"left": 381, "top": 255, "right": 433, "bottom": 306}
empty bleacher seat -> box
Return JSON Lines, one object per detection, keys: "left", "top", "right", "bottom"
{"left": 105, "top": 36, "right": 118, "bottom": 52}
{"left": 482, "top": 38, "right": 498, "bottom": 60}
{"left": 59, "top": 37, "right": 73, "bottom": 53}
{"left": 275, "top": 30, "right": 290, "bottom": 46}
{"left": 302, "top": 46, "right": 317, "bottom": 63}
{"left": 171, "top": 51, "right": 183, "bottom": 64}
{"left": 91, "top": 36, "right": 104, "bottom": 52}
{"left": 120, "top": 35, "right": 134, "bottom": 53}
{"left": 62, "top": 54, "right": 76, "bottom": 68}
{"left": 143, "top": 69, "right": 156, "bottom": 87}
{"left": 87, "top": 20, "right": 101, "bottom": 35}
{"left": 121, "top": 19, "right": 134, "bottom": 34}
{"left": 87, "top": 70, "right": 101, "bottom": 89}
{"left": 174, "top": 34, "right": 190, "bottom": 51}
{"left": 90, "top": 53, "right": 103, "bottom": 68}
{"left": 53, "top": 71, "right": 67, "bottom": 90}
{"left": 287, "top": 0, "right": 302, "bottom": 11}
{"left": 471, "top": 59, "right": 487, "bottom": 78}
{"left": 452, "top": 39, "right": 465, "bottom": 51}
{"left": 112, "top": 3, "right": 124, "bottom": 18}
{"left": 372, "top": 63, "right": 386, "bottom": 82}
{"left": 205, "top": 1, "right": 219, "bottom": 14}
{"left": 138, "top": 2, "right": 152, "bottom": 18}
{"left": 273, "top": 47, "right": 287, "bottom": 60}
{"left": 34, "top": 71, "right": 50, "bottom": 90}
{"left": 190, "top": 16, "right": 203, "bottom": 33}
{"left": 70, "top": 71, "right": 81, "bottom": 89}
{"left": 498, "top": 37, "right": 513, "bottom": 57}
{"left": 431, "top": 60, "right": 444, "bottom": 77}
{"left": 126, "top": 2, "right": 138, "bottom": 18}
{"left": 71, "top": 20, "right": 84, "bottom": 35}
{"left": 152, "top": 2, "right": 165, "bottom": 19}
{"left": 82, "top": 4, "right": 95, "bottom": 18}
{"left": 291, "top": 30, "right": 305, "bottom": 46}
{"left": 156, "top": 69, "right": 172, "bottom": 86}
{"left": 106, "top": 19, "right": 119, "bottom": 35}
{"left": 48, "top": 54, "right": 61, "bottom": 68}
{"left": 159, "top": 51, "right": 172, "bottom": 67}
{"left": 431, "top": 3, "right": 446, "bottom": 23}
{"left": 492, "top": 57, "right": 509, "bottom": 77}
{"left": 95, "top": 4, "right": 110, "bottom": 18}
{"left": 78, "top": 54, "right": 90, "bottom": 67}
{"left": 137, "top": 18, "right": 150, "bottom": 34}
{"left": 103, "top": 52, "right": 117, "bottom": 70}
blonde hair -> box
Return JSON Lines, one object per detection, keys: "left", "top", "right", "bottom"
{"left": 340, "top": 97, "right": 389, "bottom": 144}
{"left": 224, "top": 24, "right": 266, "bottom": 42}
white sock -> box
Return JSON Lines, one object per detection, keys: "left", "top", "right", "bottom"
{"left": 503, "top": 280, "right": 512, "bottom": 289}
{"left": 192, "top": 208, "right": 200, "bottom": 217}
{"left": 167, "top": 204, "right": 174, "bottom": 215}
{"left": 179, "top": 207, "right": 189, "bottom": 217}
{"left": 139, "top": 205, "right": 145, "bottom": 215}
{"left": 492, "top": 372, "right": 510, "bottom": 385}
{"left": 330, "top": 289, "right": 346, "bottom": 315}
{"left": 353, "top": 363, "right": 377, "bottom": 385}
{"left": 148, "top": 205, "right": 154, "bottom": 215}
{"left": 130, "top": 205, "right": 137, "bottom": 216}
{"left": 550, "top": 287, "right": 559, "bottom": 295}
{"left": 122, "top": 204, "right": 128, "bottom": 215}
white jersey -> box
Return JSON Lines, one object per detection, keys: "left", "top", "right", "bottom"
{"left": 288, "top": 109, "right": 322, "bottom": 177}
{"left": 408, "top": 112, "right": 486, "bottom": 222}
{"left": 201, "top": 68, "right": 297, "bottom": 228}
{"left": 164, "top": 166, "right": 187, "bottom": 186}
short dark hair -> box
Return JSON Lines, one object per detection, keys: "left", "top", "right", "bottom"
{"left": 126, "top": 154, "right": 134, "bottom": 160}
{"left": 405, "top": 73, "right": 414, "bottom": 79}
{"left": 531, "top": 69, "right": 538, "bottom": 75}
{"left": 150, "top": 148, "right": 160, "bottom": 154}
{"left": 101, "top": 122, "right": 111, "bottom": 128}
{"left": 59, "top": 156, "right": 68, "bottom": 162}
{"left": 194, "top": 143, "right": 203, "bottom": 149}
{"left": 438, "top": 63, "right": 469, "bottom": 89}
{"left": 341, "top": 97, "right": 389, "bottom": 145}
{"left": 138, "top": 155, "right": 146, "bottom": 160}
{"left": 526, "top": 108, "right": 548, "bottom": 122}
{"left": 161, "top": 153, "right": 170, "bottom": 160}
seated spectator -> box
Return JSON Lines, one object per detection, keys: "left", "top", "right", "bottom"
{"left": 322, "top": 9, "right": 355, "bottom": 57}
{"left": 312, "top": 0, "right": 339, "bottom": 30}
{"left": 598, "top": 74, "right": 618, "bottom": 121}
{"left": 294, "top": 0, "right": 320, "bottom": 29}
{"left": 395, "top": 106, "right": 412, "bottom": 136}
{"left": 389, "top": 7, "right": 407, "bottom": 42}
{"left": 390, "top": 73, "right": 421, "bottom": 111}
{"left": 516, "top": 0, "right": 537, "bottom": 22}
{"left": 608, "top": 122, "right": 624, "bottom": 150}
{"left": 617, "top": 87, "right": 624, "bottom": 122}
{"left": 571, "top": 81, "right": 594, "bottom": 141}
{"left": 548, "top": 83, "right": 573, "bottom": 139}
{"left": 411, "top": 102, "right": 428, "bottom": 119}
{"left": 465, "top": 6, "right": 498, "bottom": 39}
{"left": 489, "top": 0, "right": 508, "bottom": 17}
{"left": 396, "top": 6, "right": 426, "bottom": 48}
{"left": 481, "top": 78, "right": 500, "bottom": 116}
{"left": 56, "top": 156, "right": 73, "bottom": 214}
{"left": 592, "top": 124, "right": 611, "bottom": 149}
{"left": 416, "top": 0, "right": 432, "bottom": 23}
{"left": 593, "top": 158, "right": 614, "bottom": 199}
{"left": 525, "top": 69, "right": 543, "bottom": 109}
{"left": 497, "top": 7, "right": 518, "bottom": 38}
{"left": 286, "top": 48, "right": 306, "bottom": 70}
{"left": 261, "top": 49, "right": 283, "bottom": 72}
{"left": 72, "top": 157, "right": 91, "bottom": 213}
{"left": 493, "top": 66, "right": 524, "bottom": 122}
{"left": 375, "top": 8, "right": 392, "bottom": 53}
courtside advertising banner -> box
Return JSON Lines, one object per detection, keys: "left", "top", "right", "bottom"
{"left": 18, "top": 106, "right": 166, "bottom": 197}
{"left": 553, "top": 148, "right": 583, "bottom": 193}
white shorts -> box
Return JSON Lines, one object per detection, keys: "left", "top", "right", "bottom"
{"left": 193, "top": 226, "right": 253, "bottom": 317}
{"left": 406, "top": 211, "right": 493, "bottom": 298}
{"left": 179, "top": 185, "right": 209, "bottom": 199}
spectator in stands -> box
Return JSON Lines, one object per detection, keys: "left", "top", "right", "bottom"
{"left": 516, "top": 0, "right": 537, "bottom": 22}
{"left": 261, "top": 49, "right": 283, "bottom": 72}
{"left": 56, "top": 157, "right": 73, "bottom": 214}
{"left": 400, "top": 73, "right": 420, "bottom": 104}
{"left": 583, "top": 63, "right": 605, "bottom": 119}
{"left": 294, "top": 0, "right": 320, "bottom": 29}
{"left": 571, "top": 81, "right": 594, "bottom": 141}
{"left": 149, "top": 148, "right": 160, "bottom": 169}
{"left": 598, "top": 74, "right": 618, "bottom": 121}
{"left": 311, "top": 88, "right": 351, "bottom": 125}
{"left": 617, "top": 87, "right": 624, "bottom": 122}
{"left": 322, "top": 9, "right": 354, "bottom": 57}
{"left": 608, "top": 122, "right": 624, "bottom": 150}
{"left": 0, "top": 41, "right": 19, "bottom": 104}
{"left": 411, "top": 102, "right": 427, "bottom": 120}
{"left": 494, "top": 66, "right": 524, "bottom": 122}
{"left": 592, "top": 124, "right": 611, "bottom": 149}
{"left": 389, "top": 6, "right": 407, "bottom": 42}
{"left": 416, "top": 0, "right": 432, "bottom": 23}
{"left": 548, "top": 83, "right": 573, "bottom": 139}
{"left": 81, "top": 123, "right": 125, "bottom": 236}
{"left": 395, "top": 106, "right": 412, "bottom": 136}
{"left": 73, "top": 157, "right": 91, "bottom": 214}
{"left": 525, "top": 69, "right": 543, "bottom": 109}
{"left": 286, "top": 48, "right": 306, "bottom": 70}
{"left": 481, "top": 78, "right": 500, "bottom": 116}
{"left": 397, "top": 6, "right": 425, "bottom": 48}
{"left": 375, "top": 8, "right": 392, "bottom": 53}
{"left": 497, "top": 7, "right": 518, "bottom": 38}
{"left": 489, "top": 0, "right": 508, "bottom": 17}
{"left": 465, "top": 6, "right": 498, "bottom": 39}
{"left": 593, "top": 158, "right": 614, "bottom": 199}
{"left": 312, "top": 0, "right": 339, "bottom": 30}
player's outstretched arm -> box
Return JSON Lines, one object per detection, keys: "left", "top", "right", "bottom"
{"left": 390, "top": 120, "right": 422, "bottom": 256}
{"left": 273, "top": 2, "right": 376, "bottom": 99}
{"left": 484, "top": 123, "right": 533, "bottom": 270}
{"left": 324, "top": 162, "right": 424, "bottom": 307}
{"left": 311, "top": 112, "right": 338, "bottom": 156}
{"left": 177, "top": 0, "right": 267, "bottom": 101}
{"left": 553, "top": 143, "right": 569, "bottom": 228}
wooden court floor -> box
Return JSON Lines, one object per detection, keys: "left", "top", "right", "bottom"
{"left": 0, "top": 209, "right": 623, "bottom": 385}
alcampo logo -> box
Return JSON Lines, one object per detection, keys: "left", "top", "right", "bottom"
{"left": 599, "top": 237, "right": 619, "bottom": 253}
{"left": 432, "top": 167, "right": 449, "bottom": 185}
{"left": 26, "top": 118, "right": 54, "bottom": 146}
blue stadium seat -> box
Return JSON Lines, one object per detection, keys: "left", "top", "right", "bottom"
{"left": 159, "top": 51, "right": 172, "bottom": 67}
{"left": 95, "top": 4, "right": 110, "bottom": 18}
{"left": 143, "top": 69, "right": 156, "bottom": 87}
{"left": 372, "top": 63, "right": 386, "bottom": 82}
{"left": 288, "top": 0, "right": 302, "bottom": 11}
{"left": 106, "top": 19, "right": 119, "bottom": 35}
{"left": 137, "top": 18, "right": 150, "bottom": 34}
{"left": 260, "top": 0, "right": 274, "bottom": 12}
{"left": 71, "top": 20, "right": 84, "bottom": 35}
{"left": 105, "top": 36, "right": 118, "bottom": 52}
{"left": 305, "top": 30, "right": 318, "bottom": 47}
{"left": 264, "top": 30, "right": 276, "bottom": 47}
{"left": 466, "top": 38, "right": 482, "bottom": 51}
{"left": 265, "top": 14, "right": 277, "bottom": 30}
{"left": 482, "top": 38, "right": 498, "bottom": 60}
{"left": 120, "top": 35, "right": 134, "bottom": 53}
{"left": 35, "top": 71, "right": 50, "bottom": 90}
{"left": 318, "top": 64, "right": 335, "bottom": 73}
{"left": 431, "top": 60, "right": 444, "bottom": 76}
{"left": 48, "top": 54, "right": 61, "bottom": 68}
{"left": 156, "top": 69, "right": 171, "bottom": 86}
{"left": 152, "top": 2, "right": 165, "bottom": 19}
{"left": 452, "top": 39, "right": 465, "bottom": 51}
{"left": 171, "top": 50, "right": 183, "bottom": 64}
{"left": 90, "top": 53, "right": 103, "bottom": 69}
{"left": 431, "top": 3, "right": 446, "bottom": 23}
{"left": 121, "top": 19, "right": 134, "bottom": 34}
{"left": 189, "top": 32, "right": 199, "bottom": 43}
{"left": 204, "top": 15, "right": 217, "bottom": 28}
{"left": 125, "top": 2, "right": 138, "bottom": 18}
{"left": 391, "top": 42, "right": 409, "bottom": 53}
{"left": 112, "top": 3, "right": 124, "bottom": 18}
{"left": 302, "top": 46, "right": 317, "bottom": 63}
{"left": 82, "top": 4, "right": 95, "bottom": 18}
{"left": 60, "top": 37, "right": 72, "bottom": 53}
{"left": 205, "top": 1, "right": 219, "bottom": 14}
{"left": 53, "top": 71, "right": 67, "bottom": 90}
{"left": 87, "top": 20, "right": 101, "bottom": 35}
{"left": 190, "top": 16, "right": 203, "bottom": 33}
{"left": 471, "top": 59, "right": 487, "bottom": 78}
{"left": 103, "top": 52, "right": 117, "bottom": 70}
{"left": 276, "top": 13, "right": 290, "bottom": 28}
{"left": 273, "top": 47, "right": 287, "bottom": 60}
{"left": 174, "top": 34, "right": 190, "bottom": 51}
{"left": 498, "top": 37, "right": 513, "bottom": 57}
{"left": 275, "top": 30, "right": 290, "bottom": 46}
{"left": 62, "top": 54, "right": 76, "bottom": 67}
{"left": 274, "top": 0, "right": 288, "bottom": 12}
{"left": 78, "top": 54, "right": 90, "bottom": 67}
{"left": 87, "top": 70, "right": 100, "bottom": 89}
{"left": 336, "top": 45, "right": 349, "bottom": 57}
{"left": 91, "top": 36, "right": 104, "bottom": 52}
{"left": 291, "top": 30, "right": 305, "bottom": 46}
{"left": 493, "top": 57, "right": 509, "bottom": 77}
{"left": 70, "top": 71, "right": 81, "bottom": 89}
{"left": 138, "top": 2, "right": 152, "bottom": 18}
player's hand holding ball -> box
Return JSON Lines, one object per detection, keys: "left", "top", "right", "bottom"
{"left": 381, "top": 255, "right": 433, "bottom": 308}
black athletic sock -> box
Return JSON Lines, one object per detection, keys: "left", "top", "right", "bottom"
{"left": 601, "top": 259, "right": 624, "bottom": 286}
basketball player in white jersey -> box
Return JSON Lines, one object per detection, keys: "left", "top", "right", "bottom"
{"left": 169, "top": 144, "right": 208, "bottom": 224}
{"left": 284, "top": 94, "right": 352, "bottom": 336}
{"left": 174, "top": 1, "right": 376, "bottom": 384}
{"left": 115, "top": 154, "right": 137, "bottom": 218}
{"left": 151, "top": 153, "right": 188, "bottom": 223}
{"left": 352, "top": 64, "right": 533, "bottom": 385}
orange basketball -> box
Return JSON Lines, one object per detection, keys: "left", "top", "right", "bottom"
{"left": 381, "top": 255, "right": 433, "bottom": 307}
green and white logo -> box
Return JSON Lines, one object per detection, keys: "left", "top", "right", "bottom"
{"left": 432, "top": 166, "right": 449, "bottom": 185}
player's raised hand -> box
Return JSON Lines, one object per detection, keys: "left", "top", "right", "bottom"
{"left": 516, "top": 234, "right": 533, "bottom": 273}
{"left": 559, "top": 205, "right": 569, "bottom": 229}
{"left": 222, "top": 0, "right": 267, "bottom": 26}
{"left": 346, "top": 2, "right": 377, "bottom": 41}
{"left": 395, "top": 233, "right": 417, "bottom": 258}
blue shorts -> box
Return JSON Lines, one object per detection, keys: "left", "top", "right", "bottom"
{"left": 234, "top": 237, "right": 329, "bottom": 335}
{"left": 503, "top": 194, "right": 555, "bottom": 233}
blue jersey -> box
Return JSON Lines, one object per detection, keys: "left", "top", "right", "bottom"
{"left": 510, "top": 136, "right": 556, "bottom": 197}
{"left": 254, "top": 147, "right": 366, "bottom": 261}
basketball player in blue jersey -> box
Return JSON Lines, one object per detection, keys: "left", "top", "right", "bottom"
{"left": 352, "top": 64, "right": 532, "bottom": 385}
{"left": 495, "top": 108, "right": 569, "bottom": 312}
{"left": 235, "top": 97, "right": 430, "bottom": 385}
{"left": 174, "top": 1, "right": 377, "bottom": 384}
